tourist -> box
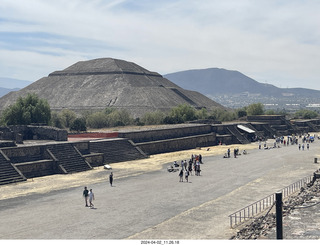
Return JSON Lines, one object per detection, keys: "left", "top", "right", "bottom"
{"left": 302, "top": 144, "right": 305, "bottom": 151}
{"left": 184, "top": 160, "right": 187, "bottom": 171}
{"left": 109, "top": 172, "right": 113, "bottom": 187}
{"left": 188, "top": 160, "right": 193, "bottom": 175}
{"left": 299, "top": 144, "right": 301, "bottom": 150}
{"left": 307, "top": 143, "right": 310, "bottom": 150}
{"left": 179, "top": 169, "right": 184, "bottom": 182}
{"left": 185, "top": 170, "right": 189, "bottom": 182}
{"left": 227, "top": 148, "right": 230, "bottom": 158}
{"left": 196, "top": 161, "right": 201, "bottom": 176}
{"left": 83, "top": 186, "right": 89, "bottom": 207}
{"left": 89, "top": 189, "right": 95, "bottom": 208}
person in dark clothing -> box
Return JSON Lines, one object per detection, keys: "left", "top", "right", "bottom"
{"left": 188, "top": 161, "right": 193, "bottom": 175}
{"left": 109, "top": 172, "right": 113, "bottom": 187}
{"left": 83, "top": 186, "right": 89, "bottom": 207}
{"left": 179, "top": 169, "right": 184, "bottom": 182}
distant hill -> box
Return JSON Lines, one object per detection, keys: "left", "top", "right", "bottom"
{"left": 0, "top": 77, "right": 32, "bottom": 90}
{"left": 164, "top": 68, "right": 320, "bottom": 98}
{"left": 0, "top": 87, "right": 20, "bottom": 98}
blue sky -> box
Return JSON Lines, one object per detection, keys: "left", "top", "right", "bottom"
{"left": 0, "top": 0, "right": 320, "bottom": 90}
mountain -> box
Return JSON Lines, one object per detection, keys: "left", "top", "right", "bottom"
{"left": 164, "top": 68, "right": 320, "bottom": 98}
{"left": 0, "top": 77, "right": 32, "bottom": 89}
{"left": 0, "top": 58, "right": 225, "bottom": 118}
{"left": 0, "top": 87, "right": 20, "bottom": 98}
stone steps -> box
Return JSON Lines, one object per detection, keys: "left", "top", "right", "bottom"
{"left": 90, "top": 139, "right": 147, "bottom": 164}
{"left": 0, "top": 151, "right": 26, "bottom": 185}
{"left": 47, "top": 143, "right": 92, "bottom": 173}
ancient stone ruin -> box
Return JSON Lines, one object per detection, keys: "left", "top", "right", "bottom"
{"left": 0, "top": 58, "right": 225, "bottom": 118}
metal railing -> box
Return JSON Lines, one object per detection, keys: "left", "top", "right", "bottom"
{"left": 228, "top": 174, "right": 313, "bottom": 228}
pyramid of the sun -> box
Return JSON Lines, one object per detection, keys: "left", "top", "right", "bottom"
{"left": 0, "top": 58, "right": 225, "bottom": 118}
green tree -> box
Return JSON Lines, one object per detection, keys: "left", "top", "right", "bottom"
{"left": 208, "top": 108, "right": 236, "bottom": 122}
{"left": 70, "top": 117, "right": 87, "bottom": 132}
{"left": 246, "top": 103, "right": 264, "bottom": 116}
{"left": 196, "top": 108, "right": 208, "bottom": 120}
{"left": 168, "top": 104, "right": 197, "bottom": 123}
{"left": 2, "top": 93, "right": 51, "bottom": 125}
{"left": 108, "top": 109, "right": 133, "bottom": 126}
{"left": 294, "top": 109, "right": 319, "bottom": 119}
{"left": 236, "top": 108, "right": 247, "bottom": 118}
{"left": 60, "top": 109, "right": 77, "bottom": 128}
{"left": 86, "top": 111, "right": 109, "bottom": 128}
{"left": 50, "top": 111, "right": 63, "bottom": 128}
{"left": 141, "top": 111, "right": 165, "bottom": 125}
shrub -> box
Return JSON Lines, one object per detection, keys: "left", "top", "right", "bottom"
{"left": 70, "top": 117, "right": 87, "bottom": 132}
{"left": 2, "top": 93, "right": 51, "bottom": 125}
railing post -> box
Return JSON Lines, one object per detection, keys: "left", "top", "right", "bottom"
{"left": 276, "top": 192, "right": 283, "bottom": 239}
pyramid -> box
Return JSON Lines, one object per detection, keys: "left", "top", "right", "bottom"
{"left": 0, "top": 58, "right": 225, "bottom": 118}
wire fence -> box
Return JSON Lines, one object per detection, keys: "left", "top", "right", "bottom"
{"left": 228, "top": 174, "right": 314, "bottom": 228}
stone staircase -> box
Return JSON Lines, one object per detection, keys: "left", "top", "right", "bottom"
{"left": 47, "top": 143, "right": 92, "bottom": 173}
{"left": 90, "top": 138, "right": 147, "bottom": 164}
{"left": 245, "top": 124, "right": 265, "bottom": 140}
{"left": 0, "top": 150, "right": 26, "bottom": 185}
{"left": 226, "top": 125, "right": 251, "bottom": 144}
{"left": 280, "top": 117, "right": 300, "bottom": 133}
{"left": 262, "top": 124, "right": 278, "bottom": 137}
{"left": 306, "top": 122, "right": 319, "bottom": 132}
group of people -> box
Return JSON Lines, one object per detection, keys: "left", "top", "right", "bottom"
{"left": 82, "top": 172, "right": 114, "bottom": 208}
{"left": 223, "top": 148, "right": 242, "bottom": 158}
{"left": 259, "top": 133, "right": 316, "bottom": 150}
{"left": 177, "top": 154, "right": 203, "bottom": 182}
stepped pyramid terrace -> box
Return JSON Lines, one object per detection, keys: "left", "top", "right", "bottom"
{"left": 0, "top": 58, "right": 225, "bottom": 118}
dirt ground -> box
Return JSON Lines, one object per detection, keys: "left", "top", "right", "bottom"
{"left": 0, "top": 143, "right": 256, "bottom": 200}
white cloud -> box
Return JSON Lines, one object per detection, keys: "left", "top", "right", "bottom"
{"left": 0, "top": 0, "right": 319, "bottom": 89}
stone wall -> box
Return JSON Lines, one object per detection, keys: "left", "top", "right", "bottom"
{"left": 1, "top": 145, "right": 48, "bottom": 160}
{"left": 2, "top": 125, "right": 68, "bottom": 141}
{"left": 135, "top": 133, "right": 216, "bottom": 155}
{"left": 72, "top": 141, "right": 90, "bottom": 154}
{"left": 84, "top": 153, "right": 104, "bottom": 167}
{"left": 28, "top": 126, "right": 67, "bottom": 141}
{"left": 15, "top": 160, "right": 57, "bottom": 178}
{"left": 0, "top": 127, "right": 14, "bottom": 140}
{"left": 118, "top": 124, "right": 212, "bottom": 143}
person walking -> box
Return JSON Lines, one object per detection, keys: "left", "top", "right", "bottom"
{"left": 179, "top": 169, "right": 184, "bottom": 182}
{"left": 197, "top": 161, "right": 201, "bottom": 176}
{"left": 188, "top": 160, "right": 193, "bottom": 176}
{"left": 184, "top": 160, "right": 187, "bottom": 171}
{"left": 185, "top": 170, "right": 189, "bottom": 182}
{"left": 83, "top": 186, "right": 89, "bottom": 207}
{"left": 109, "top": 172, "right": 113, "bottom": 187}
{"left": 88, "top": 189, "right": 95, "bottom": 208}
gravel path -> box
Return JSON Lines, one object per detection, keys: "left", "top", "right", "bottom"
{"left": 0, "top": 139, "right": 319, "bottom": 239}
